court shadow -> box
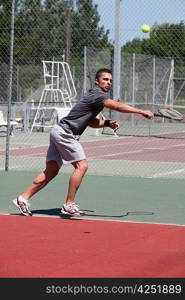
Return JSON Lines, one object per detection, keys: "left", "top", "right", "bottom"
{"left": 31, "top": 208, "right": 95, "bottom": 219}
{"left": 31, "top": 208, "right": 128, "bottom": 218}
{"left": 31, "top": 208, "right": 61, "bottom": 216}
{"left": 10, "top": 209, "right": 61, "bottom": 217}
{"left": 12, "top": 209, "right": 154, "bottom": 219}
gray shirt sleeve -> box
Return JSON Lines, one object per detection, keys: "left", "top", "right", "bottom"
{"left": 59, "top": 86, "right": 109, "bottom": 136}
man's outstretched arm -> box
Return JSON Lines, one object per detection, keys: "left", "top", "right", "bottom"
{"left": 103, "top": 99, "right": 153, "bottom": 119}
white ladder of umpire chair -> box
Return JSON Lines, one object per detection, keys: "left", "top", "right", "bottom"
{"left": 30, "top": 61, "right": 77, "bottom": 132}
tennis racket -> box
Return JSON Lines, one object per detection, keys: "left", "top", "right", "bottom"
{"left": 154, "top": 107, "right": 183, "bottom": 120}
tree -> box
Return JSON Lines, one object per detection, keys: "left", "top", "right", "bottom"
{"left": 142, "top": 22, "right": 185, "bottom": 58}
{"left": 72, "top": 0, "right": 110, "bottom": 57}
{"left": 42, "top": 0, "right": 67, "bottom": 60}
{"left": 14, "top": 0, "right": 43, "bottom": 64}
{"left": 122, "top": 38, "right": 144, "bottom": 55}
{"left": 0, "top": 0, "right": 13, "bottom": 63}
{"left": 0, "top": 1, "right": 18, "bottom": 101}
{"left": 122, "top": 22, "right": 185, "bottom": 58}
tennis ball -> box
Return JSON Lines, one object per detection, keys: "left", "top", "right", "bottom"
{"left": 141, "top": 24, "right": 150, "bottom": 33}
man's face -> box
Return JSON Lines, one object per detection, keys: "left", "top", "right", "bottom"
{"left": 95, "top": 72, "right": 112, "bottom": 92}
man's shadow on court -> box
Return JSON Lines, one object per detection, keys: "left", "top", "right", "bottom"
{"left": 29, "top": 208, "right": 154, "bottom": 219}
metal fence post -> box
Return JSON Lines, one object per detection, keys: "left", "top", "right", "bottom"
{"left": 113, "top": 0, "right": 123, "bottom": 121}
{"left": 5, "top": 0, "right": 15, "bottom": 171}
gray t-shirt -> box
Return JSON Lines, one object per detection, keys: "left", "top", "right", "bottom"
{"left": 59, "top": 86, "right": 109, "bottom": 136}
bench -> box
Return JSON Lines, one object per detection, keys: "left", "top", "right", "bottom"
{"left": 0, "top": 110, "right": 18, "bottom": 135}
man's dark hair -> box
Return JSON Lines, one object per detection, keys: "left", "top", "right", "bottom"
{"left": 95, "top": 68, "right": 112, "bottom": 80}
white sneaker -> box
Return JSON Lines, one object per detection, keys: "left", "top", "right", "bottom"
{"left": 12, "top": 196, "right": 32, "bottom": 216}
{"left": 61, "top": 203, "right": 84, "bottom": 216}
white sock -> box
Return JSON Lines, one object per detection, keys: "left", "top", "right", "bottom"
{"left": 18, "top": 195, "right": 26, "bottom": 203}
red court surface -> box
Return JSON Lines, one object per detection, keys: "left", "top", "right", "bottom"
{"left": 0, "top": 214, "right": 185, "bottom": 278}
{"left": 1, "top": 136, "right": 185, "bottom": 162}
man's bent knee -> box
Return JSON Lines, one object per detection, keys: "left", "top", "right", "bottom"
{"left": 45, "top": 160, "right": 60, "bottom": 175}
{"left": 72, "top": 160, "right": 88, "bottom": 173}
{"left": 33, "top": 161, "right": 60, "bottom": 186}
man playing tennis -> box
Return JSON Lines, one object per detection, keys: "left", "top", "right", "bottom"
{"left": 12, "top": 68, "right": 153, "bottom": 216}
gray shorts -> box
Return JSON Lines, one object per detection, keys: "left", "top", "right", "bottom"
{"left": 46, "top": 124, "right": 86, "bottom": 168}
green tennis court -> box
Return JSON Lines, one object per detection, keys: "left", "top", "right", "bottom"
{"left": 1, "top": 170, "right": 185, "bottom": 225}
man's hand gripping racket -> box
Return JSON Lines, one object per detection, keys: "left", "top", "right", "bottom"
{"left": 107, "top": 107, "right": 183, "bottom": 134}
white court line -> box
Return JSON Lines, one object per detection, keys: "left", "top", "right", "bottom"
{"left": 0, "top": 166, "right": 20, "bottom": 170}
{"left": 82, "top": 138, "right": 163, "bottom": 149}
{"left": 84, "top": 141, "right": 151, "bottom": 149}
{"left": 88, "top": 144, "right": 185, "bottom": 159}
{"left": 89, "top": 149, "right": 144, "bottom": 159}
{"left": 0, "top": 145, "right": 47, "bottom": 151}
{"left": 13, "top": 151, "right": 47, "bottom": 157}
{"left": 0, "top": 152, "right": 46, "bottom": 157}
{"left": 149, "top": 168, "right": 185, "bottom": 178}
{"left": 86, "top": 143, "right": 185, "bottom": 159}
{"left": 83, "top": 139, "right": 185, "bottom": 151}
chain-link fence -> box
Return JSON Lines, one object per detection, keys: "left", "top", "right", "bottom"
{"left": 1, "top": 0, "right": 185, "bottom": 178}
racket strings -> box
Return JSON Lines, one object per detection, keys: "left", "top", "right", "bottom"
{"left": 157, "top": 108, "right": 183, "bottom": 120}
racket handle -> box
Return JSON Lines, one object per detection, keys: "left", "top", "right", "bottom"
{"left": 154, "top": 112, "right": 164, "bottom": 118}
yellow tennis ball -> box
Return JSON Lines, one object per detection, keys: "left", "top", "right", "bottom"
{"left": 141, "top": 24, "right": 150, "bottom": 33}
